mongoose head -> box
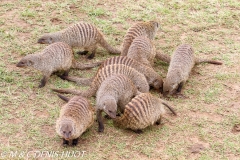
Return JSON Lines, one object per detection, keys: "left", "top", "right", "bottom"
{"left": 102, "top": 98, "right": 117, "bottom": 119}
{"left": 16, "top": 55, "right": 35, "bottom": 68}
{"left": 151, "top": 78, "right": 163, "bottom": 93}
{"left": 163, "top": 79, "right": 178, "bottom": 96}
{"left": 59, "top": 120, "right": 75, "bottom": 140}
{"left": 38, "top": 33, "right": 59, "bottom": 44}
{"left": 147, "top": 21, "right": 160, "bottom": 38}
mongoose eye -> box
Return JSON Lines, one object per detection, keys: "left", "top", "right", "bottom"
{"left": 108, "top": 110, "right": 112, "bottom": 113}
{"left": 69, "top": 131, "right": 71, "bottom": 134}
{"left": 63, "top": 131, "right": 66, "bottom": 134}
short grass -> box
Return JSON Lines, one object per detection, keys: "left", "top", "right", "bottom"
{"left": 0, "top": 0, "right": 240, "bottom": 159}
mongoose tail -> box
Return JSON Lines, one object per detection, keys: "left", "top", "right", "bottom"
{"left": 71, "top": 61, "right": 103, "bottom": 69}
{"left": 98, "top": 34, "right": 121, "bottom": 54}
{"left": 60, "top": 76, "right": 92, "bottom": 86}
{"left": 155, "top": 51, "right": 171, "bottom": 63}
{"left": 162, "top": 102, "right": 177, "bottom": 116}
{"left": 52, "top": 88, "right": 95, "bottom": 98}
{"left": 57, "top": 94, "right": 70, "bottom": 102}
{"left": 195, "top": 59, "right": 223, "bottom": 65}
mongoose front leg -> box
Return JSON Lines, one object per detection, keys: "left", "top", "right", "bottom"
{"left": 76, "top": 50, "right": 89, "bottom": 55}
{"left": 72, "top": 138, "right": 79, "bottom": 146}
{"left": 87, "top": 51, "right": 96, "bottom": 59}
{"left": 62, "top": 139, "right": 69, "bottom": 146}
{"left": 176, "top": 82, "right": 187, "bottom": 98}
{"left": 97, "top": 110, "right": 104, "bottom": 132}
{"left": 104, "top": 115, "right": 111, "bottom": 119}
{"left": 177, "top": 82, "right": 184, "bottom": 93}
{"left": 87, "top": 47, "right": 97, "bottom": 59}
{"left": 39, "top": 75, "right": 49, "bottom": 88}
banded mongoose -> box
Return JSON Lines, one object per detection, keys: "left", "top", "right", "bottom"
{"left": 56, "top": 95, "right": 94, "bottom": 146}
{"left": 127, "top": 36, "right": 156, "bottom": 67}
{"left": 121, "top": 21, "right": 159, "bottom": 56}
{"left": 163, "top": 44, "right": 222, "bottom": 96}
{"left": 113, "top": 93, "right": 176, "bottom": 133}
{"left": 38, "top": 22, "right": 121, "bottom": 59}
{"left": 96, "top": 74, "right": 140, "bottom": 132}
{"left": 16, "top": 42, "right": 73, "bottom": 88}
{"left": 52, "top": 64, "right": 149, "bottom": 97}
{"left": 16, "top": 42, "right": 101, "bottom": 88}
{"left": 63, "top": 56, "right": 163, "bottom": 92}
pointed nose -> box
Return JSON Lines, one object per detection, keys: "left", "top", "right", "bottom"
{"left": 37, "top": 38, "right": 44, "bottom": 44}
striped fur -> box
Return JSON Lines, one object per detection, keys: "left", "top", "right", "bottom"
{"left": 163, "top": 44, "right": 222, "bottom": 96}
{"left": 62, "top": 56, "right": 163, "bottom": 91}
{"left": 52, "top": 64, "right": 149, "bottom": 97}
{"left": 38, "top": 22, "right": 121, "bottom": 59}
{"left": 101, "top": 56, "right": 163, "bottom": 91}
{"left": 96, "top": 75, "right": 139, "bottom": 132}
{"left": 56, "top": 95, "right": 94, "bottom": 146}
{"left": 121, "top": 21, "right": 159, "bottom": 56}
{"left": 113, "top": 93, "right": 176, "bottom": 132}
{"left": 16, "top": 42, "right": 73, "bottom": 88}
{"left": 127, "top": 36, "right": 156, "bottom": 67}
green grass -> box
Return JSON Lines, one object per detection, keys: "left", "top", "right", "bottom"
{"left": 0, "top": 0, "right": 240, "bottom": 159}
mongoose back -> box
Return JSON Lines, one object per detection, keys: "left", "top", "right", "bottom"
{"left": 163, "top": 44, "right": 222, "bottom": 96}
{"left": 127, "top": 36, "right": 156, "bottom": 67}
{"left": 52, "top": 64, "right": 149, "bottom": 97}
{"left": 16, "top": 42, "right": 73, "bottom": 88}
{"left": 113, "top": 93, "right": 176, "bottom": 133}
{"left": 56, "top": 95, "right": 94, "bottom": 146}
{"left": 155, "top": 51, "right": 222, "bottom": 65}
{"left": 16, "top": 42, "right": 101, "bottom": 88}
{"left": 63, "top": 56, "right": 163, "bottom": 91}
{"left": 38, "top": 22, "right": 121, "bottom": 59}
{"left": 121, "top": 21, "right": 159, "bottom": 56}
{"left": 96, "top": 74, "right": 140, "bottom": 132}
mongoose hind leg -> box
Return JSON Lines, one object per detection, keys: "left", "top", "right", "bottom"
{"left": 72, "top": 138, "right": 79, "bottom": 146}
{"left": 38, "top": 75, "right": 49, "bottom": 88}
{"left": 97, "top": 110, "right": 104, "bottom": 132}
{"left": 62, "top": 70, "right": 70, "bottom": 77}
{"left": 76, "top": 50, "right": 89, "bottom": 55}
{"left": 133, "top": 129, "right": 143, "bottom": 134}
{"left": 62, "top": 139, "right": 69, "bottom": 147}
{"left": 156, "top": 117, "right": 162, "bottom": 125}
{"left": 58, "top": 70, "right": 70, "bottom": 80}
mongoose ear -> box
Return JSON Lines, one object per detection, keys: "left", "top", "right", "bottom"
{"left": 49, "top": 37, "right": 53, "bottom": 43}
{"left": 28, "top": 60, "right": 34, "bottom": 66}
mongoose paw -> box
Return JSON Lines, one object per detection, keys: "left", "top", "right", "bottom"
{"left": 38, "top": 83, "right": 45, "bottom": 88}
{"left": 62, "top": 139, "right": 69, "bottom": 147}
{"left": 176, "top": 93, "right": 188, "bottom": 99}
{"left": 87, "top": 53, "right": 95, "bottom": 59}
{"left": 76, "top": 50, "right": 88, "bottom": 55}
{"left": 133, "top": 129, "right": 143, "bottom": 134}
{"left": 72, "top": 138, "right": 79, "bottom": 146}
{"left": 58, "top": 75, "right": 67, "bottom": 80}
{"left": 98, "top": 126, "right": 104, "bottom": 133}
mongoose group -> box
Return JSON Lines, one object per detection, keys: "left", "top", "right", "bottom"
{"left": 16, "top": 21, "right": 222, "bottom": 146}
